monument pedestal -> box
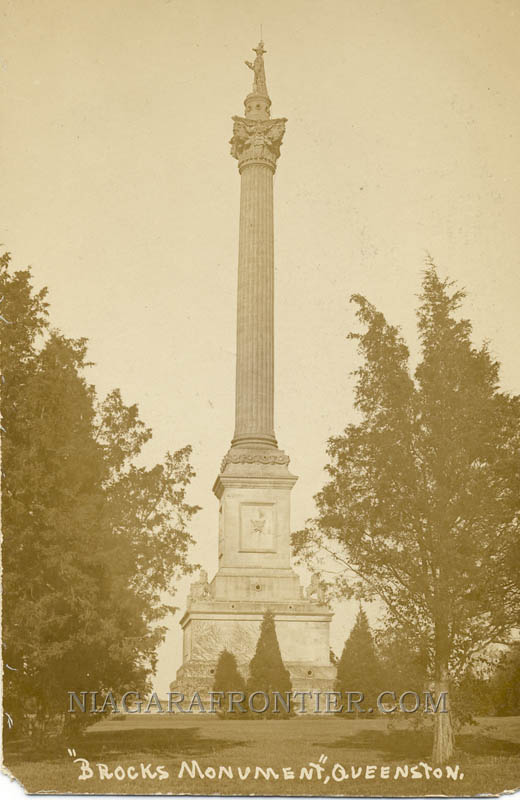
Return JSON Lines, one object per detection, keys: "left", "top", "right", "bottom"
{"left": 172, "top": 449, "right": 335, "bottom": 696}
{"left": 175, "top": 600, "right": 335, "bottom": 697}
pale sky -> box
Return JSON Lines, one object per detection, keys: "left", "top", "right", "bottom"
{"left": 2, "top": 0, "right": 520, "bottom": 694}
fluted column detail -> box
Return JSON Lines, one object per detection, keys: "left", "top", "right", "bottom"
{"left": 228, "top": 115, "right": 287, "bottom": 450}
{"left": 233, "top": 161, "right": 275, "bottom": 446}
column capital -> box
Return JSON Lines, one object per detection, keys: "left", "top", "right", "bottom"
{"left": 230, "top": 116, "right": 287, "bottom": 173}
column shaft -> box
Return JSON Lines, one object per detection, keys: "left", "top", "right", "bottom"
{"left": 233, "top": 162, "right": 276, "bottom": 448}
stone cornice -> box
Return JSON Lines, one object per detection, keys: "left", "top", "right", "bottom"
{"left": 213, "top": 472, "right": 298, "bottom": 499}
{"left": 179, "top": 604, "right": 334, "bottom": 629}
{"left": 213, "top": 446, "right": 297, "bottom": 498}
{"left": 221, "top": 447, "right": 290, "bottom": 472}
{"left": 230, "top": 116, "right": 287, "bottom": 172}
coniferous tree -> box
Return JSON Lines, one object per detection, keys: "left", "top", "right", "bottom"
{"left": 293, "top": 262, "right": 520, "bottom": 761}
{"left": 213, "top": 649, "right": 245, "bottom": 717}
{"left": 335, "top": 606, "right": 382, "bottom": 714}
{"left": 247, "top": 609, "right": 292, "bottom": 717}
{"left": 1, "top": 253, "right": 199, "bottom": 740}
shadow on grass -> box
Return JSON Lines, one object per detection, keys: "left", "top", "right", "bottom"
{"left": 4, "top": 726, "right": 247, "bottom": 765}
{"left": 318, "top": 727, "right": 520, "bottom": 760}
{"left": 316, "top": 728, "right": 432, "bottom": 760}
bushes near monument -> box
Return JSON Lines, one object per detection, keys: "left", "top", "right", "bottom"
{"left": 246, "top": 609, "right": 293, "bottom": 718}
{"left": 212, "top": 649, "right": 245, "bottom": 718}
{"left": 336, "top": 605, "right": 382, "bottom": 715}
{"left": 215, "top": 610, "right": 293, "bottom": 718}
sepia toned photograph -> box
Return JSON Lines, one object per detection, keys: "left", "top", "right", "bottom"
{"left": 1, "top": 0, "right": 520, "bottom": 796}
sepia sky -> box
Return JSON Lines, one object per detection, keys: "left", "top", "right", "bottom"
{"left": 2, "top": 0, "right": 520, "bottom": 694}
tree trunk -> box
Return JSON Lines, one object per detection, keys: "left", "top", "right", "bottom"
{"left": 432, "top": 665, "right": 454, "bottom": 763}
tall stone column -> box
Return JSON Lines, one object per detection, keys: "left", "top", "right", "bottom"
{"left": 229, "top": 41, "right": 287, "bottom": 451}
{"left": 214, "top": 41, "right": 296, "bottom": 575}
{"left": 173, "top": 42, "right": 335, "bottom": 700}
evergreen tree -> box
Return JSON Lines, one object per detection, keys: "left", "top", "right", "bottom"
{"left": 213, "top": 649, "right": 245, "bottom": 717}
{"left": 335, "top": 606, "right": 382, "bottom": 714}
{"left": 1, "top": 253, "right": 199, "bottom": 739}
{"left": 247, "top": 610, "right": 292, "bottom": 717}
{"left": 293, "top": 262, "right": 520, "bottom": 761}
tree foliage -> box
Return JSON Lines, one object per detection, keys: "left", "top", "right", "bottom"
{"left": 293, "top": 262, "right": 520, "bottom": 760}
{"left": 247, "top": 610, "right": 292, "bottom": 717}
{"left": 375, "top": 623, "right": 429, "bottom": 701}
{"left": 213, "top": 649, "right": 245, "bottom": 717}
{"left": 491, "top": 643, "right": 520, "bottom": 717}
{"left": 336, "top": 606, "right": 382, "bottom": 713}
{"left": 1, "top": 253, "right": 199, "bottom": 739}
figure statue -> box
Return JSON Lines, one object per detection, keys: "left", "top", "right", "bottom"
{"left": 306, "top": 572, "right": 327, "bottom": 604}
{"left": 190, "top": 568, "right": 211, "bottom": 600}
{"left": 245, "top": 41, "right": 268, "bottom": 96}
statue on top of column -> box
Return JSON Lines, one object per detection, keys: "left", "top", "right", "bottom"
{"left": 245, "top": 41, "right": 268, "bottom": 96}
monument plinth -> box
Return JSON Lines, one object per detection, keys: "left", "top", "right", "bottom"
{"left": 173, "top": 42, "right": 335, "bottom": 697}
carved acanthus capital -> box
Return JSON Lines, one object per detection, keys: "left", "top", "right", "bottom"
{"left": 230, "top": 116, "right": 287, "bottom": 171}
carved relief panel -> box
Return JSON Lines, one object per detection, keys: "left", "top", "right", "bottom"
{"left": 239, "top": 502, "right": 276, "bottom": 552}
{"left": 190, "top": 620, "right": 259, "bottom": 663}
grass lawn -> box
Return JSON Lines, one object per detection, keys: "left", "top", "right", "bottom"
{"left": 4, "top": 714, "right": 520, "bottom": 796}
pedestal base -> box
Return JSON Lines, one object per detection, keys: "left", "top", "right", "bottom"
{"left": 172, "top": 449, "right": 336, "bottom": 701}
{"left": 172, "top": 595, "right": 336, "bottom": 697}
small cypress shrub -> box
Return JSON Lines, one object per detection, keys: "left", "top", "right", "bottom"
{"left": 213, "top": 649, "right": 245, "bottom": 718}
{"left": 247, "top": 609, "right": 292, "bottom": 718}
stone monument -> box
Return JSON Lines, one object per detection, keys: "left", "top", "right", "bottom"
{"left": 173, "top": 42, "right": 335, "bottom": 697}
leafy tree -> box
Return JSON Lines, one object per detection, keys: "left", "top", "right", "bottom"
{"left": 335, "top": 606, "right": 382, "bottom": 714}
{"left": 1, "top": 253, "right": 199, "bottom": 739}
{"left": 247, "top": 610, "right": 292, "bottom": 717}
{"left": 293, "top": 262, "right": 520, "bottom": 761}
{"left": 451, "top": 668, "right": 494, "bottom": 723}
{"left": 98, "top": 389, "right": 199, "bottom": 624}
{"left": 376, "top": 623, "right": 428, "bottom": 701}
{"left": 378, "top": 626, "right": 493, "bottom": 725}
{"left": 213, "top": 649, "right": 245, "bottom": 717}
{"left": 491, "top": 644, "right": 520, "bottom": 716}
